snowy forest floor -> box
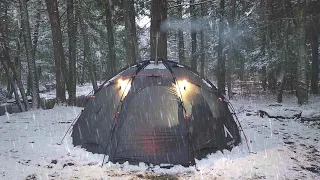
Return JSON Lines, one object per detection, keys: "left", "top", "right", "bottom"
{"left": 0, "top": 93, "right": 320, "bottom": 180}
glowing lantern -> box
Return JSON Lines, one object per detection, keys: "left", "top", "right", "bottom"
{"left": 176, "top": 80, "right": 188, "bottom": 92}
{"left": 118, "top": 78, "right": 131, "bottom": 98}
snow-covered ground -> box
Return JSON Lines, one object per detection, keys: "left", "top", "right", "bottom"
{"left": 0, "top": 93, "right": 319, "bottom": 179}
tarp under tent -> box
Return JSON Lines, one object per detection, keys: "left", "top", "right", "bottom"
{"left": 71, "top": 60, "right": 241, "bottom": 167}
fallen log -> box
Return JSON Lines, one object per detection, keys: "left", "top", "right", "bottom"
{"left": 258, "top": 109, "right": 302, "bottom": 119}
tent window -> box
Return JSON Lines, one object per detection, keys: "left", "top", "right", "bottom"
{"left": 173, "top": 81, "right": 222, "bottom": 119}
{"left": 201, "top": 89, "right": 224, "bottom": 118}
{"left": 175, "top": 82, "right": 201, "bottom": 118}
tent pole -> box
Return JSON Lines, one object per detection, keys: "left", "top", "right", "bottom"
{"left": 101, "top": 61, "right": 150, "bottom": 166}
{"left": 227, "top": 101, "right": 252, "bottom": 153}
{"left": 57, "top": 112, "right": 82, "bottom": 145}
{"left": 162, "top": 60, "right": 197, "bottom": 166}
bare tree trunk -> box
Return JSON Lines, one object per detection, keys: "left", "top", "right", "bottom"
{"left": 226, "top": 54, "right": 233, "bottom": 98}
{"left": 9, "top": 74, "right": 24, "bottom": 112}
{"left": 15, "top": 27, "right": 23, "bottom": 85}
{"left": 45, "top": 0, "right": 67, "bottom": 103}
{"left": 81, "top": 61, "right": 85, "bottom": 85}
{"left": 1, "top": 61, "right": 25, "bottom": 112}
{"left": 124, "top": 0, "right": 138, "bottom": 65}
{"left": 190, "top": 0, "right": 197, "bottom": 71}
{"left": 217, "top": 0, "right": 225, "bottom": 94}
{"left": 105, "top": 0, "right": 117, "bottom": 76}
{"left": 239, "top": 0, "right": 245, "bottom": 82}
{"left": 0, "top": 26, "right": 19, "bottom": 109}
{"left": 150, "top": 0, "right": 167, "bottom": 60}
{"left": 26, "top": 0, "right": 42, "bottom": 93}
{"left": 88, "top": 21, "right": 108, "bottom": 77}
{"left": 81, "top": 47, "right": 86, "bottom": 85}
{"left": 277, "top": 5, "right": 289, "bottom": 103}
{"left": 67, "top": 0, "right": 77, "bottom": 105}
{"left": 0, "top": 52, "right": 25, "bottom": 112}
{"left": 32, "top": 0, "right": 42, "bottom": 58}
{"left": 19, "top": 0, "right": 40, "bottom": 109}
{"left": 1, "top": 2, "right": 28, "bottom": 110}
{"left": 266, "top": 0, "right": 276, "bottom": 92}
{"left": 226, "top": 0, "right": 236, "bottom": 99}
{"left": 3, "top": 44, "right": 30, "bottom": 110}
{"left": 277, "top": 0, "right": 290, "bottom": 103}
{"left": 1, "top": 1, "right": 12, "bottom": 99}
{"left": 261, "top": 38, "right": 267, "bottom": 91}
{"left": 200, "top": 30, "right": 205, "bottom": 77}
{"left": 200, "top": 1, "right": 208, "bottom": 77}
{"left": 5, "top": 67, "right": 12, "bottom": 99}
{"left": 177, "top": 0, "right": 185, "bottom": 64}
{"left": 239, "top": 57, "right": 245, "bottom": 81}
{"left": 78, "top": 1, "right": 97, "bottom": 90}
{"left": 260, "top": 0, "right": 267, "bottom": 91}
{"left": 296, "top": 0, "right": 308, "bottom": 105}
{"left": 310, "top": 25, "right": 319, "bottom": 94}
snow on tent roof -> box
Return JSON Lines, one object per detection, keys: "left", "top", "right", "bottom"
{"left": 144, "top": 61, "right": 167, "bottom": 69}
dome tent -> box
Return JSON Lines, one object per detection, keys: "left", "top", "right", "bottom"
{"left": 71, "top": 59, "right": 241, "bottom": 167}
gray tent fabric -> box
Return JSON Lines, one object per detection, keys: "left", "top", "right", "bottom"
{"left": 71, "top": 60, "right": 241, "bottom": 167}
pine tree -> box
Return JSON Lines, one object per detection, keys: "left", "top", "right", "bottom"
{"left": 177, "top": 0, "right": 185, "bottom": 64}
{"left": 78, "top": 0, "right": 97, "bottom": 90}
{"left": 67, "top": 0, "right": 77, "bottom": 105}
{"left": 124, "top": 0, "right": 138, "bottom": 65}
{"left": 296, "top": 0, "right": 308, "bottom": 105}
{"left": 45, "top": 0, "right": 67, "bottom": 103}
{"left": 105, "top": 0, "right": 117, "bottom": 76}
{"left": 190, "top": 0, "right": 197, "bottom": 71}
{"left": 217, "top": 0, "right": 225, "bottom": 94}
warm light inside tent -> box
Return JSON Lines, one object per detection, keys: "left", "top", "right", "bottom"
{"left": 173, "top": 79, "right": 193, "bottom": 117}
{"left": 176, "top": 80, "right": 188, "bottom": 92}
{"left": 175, "top": 79, "right": 189, "bottom": 98}
{"left": 118, "top": 78, "right": 131, "bottom": 98}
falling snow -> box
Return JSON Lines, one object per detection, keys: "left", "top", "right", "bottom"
{"left": 0, "top": 93, "right": 319, "bottom": 179}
